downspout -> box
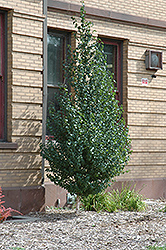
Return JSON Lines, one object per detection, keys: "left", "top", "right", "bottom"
{"left": 41, "top": 0, "right": 47, "bottom": 184}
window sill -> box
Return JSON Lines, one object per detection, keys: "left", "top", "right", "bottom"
{"left": 0, "top": 142, "right": 18, "bottom": 149}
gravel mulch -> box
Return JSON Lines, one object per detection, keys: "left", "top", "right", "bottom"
{"left": 0, "top": 199, "right": 166, "bottom": 250}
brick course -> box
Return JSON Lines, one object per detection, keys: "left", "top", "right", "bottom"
{"left": 52, "top": 0, "right": 166, "bottom": 22}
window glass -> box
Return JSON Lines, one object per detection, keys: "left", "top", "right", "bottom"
{"left": 47, "top": 30, "right": 70, "bottom": 135}
{"left": 47, "top": 87, "right": 60, "bottom": 116}
{"left": 47, "top": 33, "right": 64, "bottom": 86}
{"left": 104, "top": 44, "right": 117, "bottom": 88}
{"left": 102, "top": 39, "right": 122, "bottom": 103}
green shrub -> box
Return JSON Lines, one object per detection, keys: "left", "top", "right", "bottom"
{"left": 40, "top": 3, "right": 131, "bottom": 212}
{"left": 108, "top": 184, "right": 146, "bottom": 212}
{"left": 81, "top": 192, "right": 112, "bottom": 212}
{"left": 81, "top": 184, "right": 146, "bottom": 212}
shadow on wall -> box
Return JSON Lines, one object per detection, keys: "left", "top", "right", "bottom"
{"left": 26, "top": 0, "right": 41, "bottom": 2}
{"left": 0, "top": 104, "right": 42, "bottom": 187}
{"left": 135, "top": 52, "right": 156, "bottom": 85}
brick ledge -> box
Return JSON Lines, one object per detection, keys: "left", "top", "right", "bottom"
{"left": 48, "top": 0, "right": 166, "bottom": 30}
{"left": 0, "top": 142, "right": 18, "bottom": 149}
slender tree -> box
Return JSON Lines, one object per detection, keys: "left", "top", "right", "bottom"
{"left": 40, "top": 3, "right": 131, "bottom": 212}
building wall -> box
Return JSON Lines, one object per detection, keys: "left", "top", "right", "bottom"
{"left": 0, "top": 0, "right": 44, "bottom": 213}
{"left": 1, "top": 0, "right": 166, "bottom": 212}
{"left": 45, "top": 0, "right": 166, "bottom": 206}
{"left": 52, "top": 0, "right": 166, "bottom": 22}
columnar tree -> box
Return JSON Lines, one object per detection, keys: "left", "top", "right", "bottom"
{"left": 40, "top": 4, "right": 131, "bottom": 212}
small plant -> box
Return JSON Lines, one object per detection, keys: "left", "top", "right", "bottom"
{"left": 0, "top": 187, "right": 22, "bottom": 222}
{"left": 147, "top": 245, "right": 166, "bottom": 250}
{"left": 10, "top": 248, "right": 25, "bottom": 250}
{"left": 159, "top": 203, "right": 166, "bottom": 213}
{"left": 163, "top": 205, "right": 166, "bottom": 213}
{"left": 81, "top": 192, "right": 110, "bottom": 212}
{"left": 81, "top": 184, "right": 146, "bottom": 212}
{"left": 108, "top": 183, "right": 146, "bottom": 212}
{"left": 10, "top": 248, "right": 26, "bottom": 250}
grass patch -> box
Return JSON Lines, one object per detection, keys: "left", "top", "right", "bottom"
{"left": 163, "top": 205, "right": 166, "bottom": 213}
{"left": 147, "top": 245, "right": 166, "bottom": 250}
{"left": 159, "top": 204, "right": 166, "bottom": 213}
{"left": 81, "top": 184, "right": 146, "bottom": 212}
{"left": 10, "top": 248, "right": 25, "bottom": 250}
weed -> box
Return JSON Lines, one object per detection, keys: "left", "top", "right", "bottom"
{"left": 10, "top": 247, "right": 25, "bottom": 250}
{"left": 159, "top": 204, "right": 166, "bottom": 213}
{"left": 81, "top": 192, "right": 110, "bottom": 212}
{"left": 163, "top": 205, "right": 166, "bottom": 213}
{"left": 10, "top": 248, "right": 25, "bottom": 250}
{"left": 108, "top": 183, "right": 146, "bottom": 212}
{"left": 147, "top": 245, "right": 166, "bottom": 249}
{"left": 81, "top": 183, "right": 146, "bottom": 212}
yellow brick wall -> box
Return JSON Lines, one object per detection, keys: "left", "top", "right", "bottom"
{"left": 0, "top": 0, "right": 42, "bottom": 15}
{"left": 55, "top": 0, "right": 166, "bottom": 22}
{"left": 1, "top": 0, "right": 166, "bottom": 189}
{"left": 0, "top": 0, "right": 44, "bottom": 187}
{"left": 46, "top": 5, "right": 166, "bottom": 181}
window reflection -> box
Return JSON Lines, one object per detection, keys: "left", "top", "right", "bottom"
{"left": 47, "top": 30, "right": 70, "bottom": 135}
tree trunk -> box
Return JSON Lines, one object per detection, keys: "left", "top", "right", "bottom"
{"left": 76, "top": 196, "right": 80, "bottom": 214}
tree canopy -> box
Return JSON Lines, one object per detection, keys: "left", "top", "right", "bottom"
{"left": 40, "top": 4, "right": 131, "bottom": 200}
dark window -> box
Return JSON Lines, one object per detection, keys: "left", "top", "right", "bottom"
{"left": 47, "top": 30, "right": 70, "bottom": 135}
{"left": 102, "top": 39, "right": 123, "bottom": 104}
{"left": 0, "top": 12, "right": 6, "bottom": 141}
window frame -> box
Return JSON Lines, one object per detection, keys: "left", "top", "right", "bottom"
{"left": 47, "top": 29, "right": 71, "bottom": 136}
{"left": 101, "top": 38, "right": 123, "bottom": 104}
{"left": 47, "top": 29, "right": 71, "bottom": 86}
{"left": 0, "top": 11, "right": 7, "bottom": 142}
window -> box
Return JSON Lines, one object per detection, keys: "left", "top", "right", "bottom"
{"left": 101, "top": 39, "right": 123, "bottom": 104}
{"left": 47, "top": 30, "right": 70, "bottom": 134}
{"left": 0, "top": 12, "right": 6, "bottom": 141}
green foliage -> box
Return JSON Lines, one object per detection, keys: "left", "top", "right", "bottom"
{"left": 147, "top": 245, "right": 166, "bottom": 250}
{"left": 108, "top": 184, "right": 146, "bottom": 212}
{"left": 81, "top": 192, "right": 110, "bottom": 212}
{"left": 163, "top": 205, "right": 166, "bottom": 213}
{"left": 81, "top": 184, "right": 146, "bottom": 212}
{"left": 40, "top": 4, "right": 131, "bottom": 198}
{"left": 159, "top": 203, "right": 166, "bottom": 213}
{"left": 10, "top": 248, "right": 25, "bottom": 250}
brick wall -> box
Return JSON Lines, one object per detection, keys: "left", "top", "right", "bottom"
{"left": 52, "top": 0, "right": 166, "bottom": 22}
{"left": 0, "top": 0, "right": 44, "bottom": 189}
{"left": 0, "top": 0, "right": 166, "bottom": 205}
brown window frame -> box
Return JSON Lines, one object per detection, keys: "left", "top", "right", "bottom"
{"left": 0, "top": 11, "right": 7, "bottom": 141}
{"left": 101, "top": 38, "right": 123, "bottom": 104}
{"left": 47, "top": 29, "right": 71, "bottom": 135}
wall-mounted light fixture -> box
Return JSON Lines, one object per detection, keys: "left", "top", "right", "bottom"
{"left": 145, "top": 50, "right": 162, "bottom": 70}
